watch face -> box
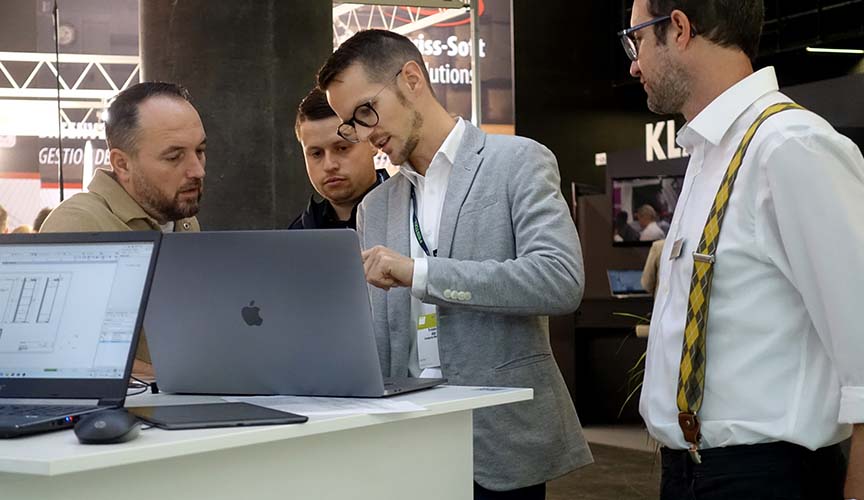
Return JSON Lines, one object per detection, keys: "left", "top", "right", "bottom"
{"left": 58, "top": 23, "right": 76, "bottom": 45}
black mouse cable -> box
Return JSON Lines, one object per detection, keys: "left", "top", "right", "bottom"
{"left": 126, "top": 384, "right": 148, "bottom": 397}
{"left": 128, "top": 375, "right": 159, "bottom": 395}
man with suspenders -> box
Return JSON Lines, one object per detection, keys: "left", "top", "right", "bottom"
{"left": 620, "top": 0, "right": 864, "bottom": 498}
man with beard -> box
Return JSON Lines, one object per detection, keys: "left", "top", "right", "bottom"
{"left": 290, "top": 87, "right": 387, "bottom": 230}
{"left": 318, "top": 30, "right": 591, "bottom": 499}
{"left": 621, "top": 0, "right": 864, "bottom": 498}
{"left": 41, "top": 81, "right": 205, "bottom": 372}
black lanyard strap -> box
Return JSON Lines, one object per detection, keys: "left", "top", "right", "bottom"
{"left": 410, "top": 185, "right": 437, "bottom": 257}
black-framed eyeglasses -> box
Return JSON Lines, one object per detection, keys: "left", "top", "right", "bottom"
{"left": 617, "top": 15, "right": 672, "bottom": 62}
{"left": 337, "top": 69, "right": 403, "bottom": 144}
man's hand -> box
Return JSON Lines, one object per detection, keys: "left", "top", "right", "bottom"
{"left": 361, "top": 246, "right": 414, "bottom": 290}
{"left": 846, "top": 424, "right": 864, "bottom": 499}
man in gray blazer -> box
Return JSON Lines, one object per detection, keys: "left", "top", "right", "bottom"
{"left": 318, "top": 30, "right": 592, "bottom": 499}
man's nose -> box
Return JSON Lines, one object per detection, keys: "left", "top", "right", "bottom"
{"left": 356, "top": 123, "right": 374, "bottom": 143}
{"left": 323, "top": 151, "right": 340, "bottom": 171}
{"left": 630, "top": 60, "right": 641, "bottom": 78}
{"left": 187, "top": 154, "right": 205, "bottom": 179}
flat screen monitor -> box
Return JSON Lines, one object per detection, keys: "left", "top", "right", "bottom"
{"left": 606, "top": 269, "right": 651, "bottom": 298}
{"left": 611, "top": 175, "right": 683, "bottom": 246}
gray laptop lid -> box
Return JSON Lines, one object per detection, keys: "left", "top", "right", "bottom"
{"left": 144, "top": 230, "right": 391, "bottom": 397}
{"left": 606, "top": 269, "right": 651, "bottom": 298}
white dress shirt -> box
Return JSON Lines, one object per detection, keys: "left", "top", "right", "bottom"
{"left": 639, "top": 221, "right": 665, "bottom": 241}
{"left": 640, "top": 67, "right": 864, "bottom": 451}
{"left": 401, "top": 117, "right": 465, "bottom": 378}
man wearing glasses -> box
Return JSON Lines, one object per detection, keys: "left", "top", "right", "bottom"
{"left": 318, "top": 30, "right": 591, "bottom": 500}
{"left": 621, "top": 1, "right": 864, "bottom": 498}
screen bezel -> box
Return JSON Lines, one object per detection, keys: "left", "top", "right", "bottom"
{"left": 610, "top": 174, "right": 683, "bottom": 247}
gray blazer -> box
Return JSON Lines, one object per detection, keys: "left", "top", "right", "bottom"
{"left": 357, "top": 122, "right": 592, "bottom": 490}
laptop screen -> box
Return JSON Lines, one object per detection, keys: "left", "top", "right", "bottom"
{"left": 606, "top": 269, "right": 648, "bottom": 295}
{"left": 0, "top": 241, "right": 155, "bottom": 380}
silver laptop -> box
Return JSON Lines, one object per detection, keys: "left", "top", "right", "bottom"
{"left": 606, "top": 269, "right": 652, "bottom": 299}
{"left": 144, "top": 230, "right": 445, "bottom": 397}
{"left": 0, "top": 231, "right": 160, "bottom": 437}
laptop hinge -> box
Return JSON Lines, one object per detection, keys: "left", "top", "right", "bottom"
{"left": 99, "top": 398, "right": 125, "bottom": 407}
{"left": 0, "top": 398, "right": 100, "bottom": 405}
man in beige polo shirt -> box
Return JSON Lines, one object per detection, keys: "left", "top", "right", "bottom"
{"left": 41, "top": 81, "right": 207, "bottom": 373}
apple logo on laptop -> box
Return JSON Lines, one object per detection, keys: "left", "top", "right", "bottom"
{"left": 241, "top": 301, "right": 263, "bottom": 326}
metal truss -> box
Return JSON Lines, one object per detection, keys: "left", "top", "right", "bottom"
{"left": 333, "top": 3, "right": 470, "bottom": 46}
{"left": 0, "top": 52, "right": 140, "bottom": 130}
{"left": 332, "top": 1, "right": 482, "bottom": 124}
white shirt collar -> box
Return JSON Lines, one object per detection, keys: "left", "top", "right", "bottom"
{"left": 437, "top": 116, "right": 465, "bottom": 164}
{"left": 400, "top": 117, "right": 466, "bottom": 180}
{"left": 678, "top": 67, "right": 779, "bottom": 149}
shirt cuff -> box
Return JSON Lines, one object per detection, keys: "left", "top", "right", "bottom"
{"left": 411, "top": 257, "right": 428, "bottom": 299}
{"left": 839, "top": 386, "right": 864, "bottom": 424}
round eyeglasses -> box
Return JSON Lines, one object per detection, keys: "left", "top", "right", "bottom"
{"left": 336, "top": 70, "right": 402, "bottom": 144}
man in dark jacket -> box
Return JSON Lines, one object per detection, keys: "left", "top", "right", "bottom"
{"left": 290, "top": 87, "right": 388, "bottom": 229}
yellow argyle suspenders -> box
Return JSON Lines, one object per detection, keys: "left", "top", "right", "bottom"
{"left": 676, "top": 102, "right": 805, "bottom": 464}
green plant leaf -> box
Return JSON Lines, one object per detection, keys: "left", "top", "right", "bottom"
{"left": 612, "top": 312, "right": 651, "bottom": 324}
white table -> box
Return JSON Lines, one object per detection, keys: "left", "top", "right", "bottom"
{"left": 0, "top": 386, "right": 531, "bottom": 500}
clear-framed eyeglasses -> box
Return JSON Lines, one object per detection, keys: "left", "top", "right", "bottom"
{"left": 617, "top": 15, "right": 672, "bottom": 62}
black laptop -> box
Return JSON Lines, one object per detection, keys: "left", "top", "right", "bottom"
{"left": 0, "top": 231, "right": 160, "bottom": 438}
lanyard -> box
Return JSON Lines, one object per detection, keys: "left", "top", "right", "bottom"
{"left": 410, "top": 185, "right": 437, "bottom": 257}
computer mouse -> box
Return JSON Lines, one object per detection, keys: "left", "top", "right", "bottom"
{"left": 74, "top": 408, "right": 141, "bottom": 445}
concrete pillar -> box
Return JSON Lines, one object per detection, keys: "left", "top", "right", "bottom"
{"left": 140, "top": 0, "right": 332, "bottom": 229}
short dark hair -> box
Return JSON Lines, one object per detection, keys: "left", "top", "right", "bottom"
{"left": 106, "top": 81, "right": 192, "bottom": 154}
{"left": 648, "top": 0, "right": 764, "bottom": 60}
{"left": 317, "top": 29, "right": 431, "bottom": 90}
{"left": 294, "top": 87, "right": 337, "bottom": 140}
{"left": 32, "top": 207, "right": 52, "bottom": 232}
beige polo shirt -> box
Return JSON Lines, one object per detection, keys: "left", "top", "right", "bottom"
{"left": 40, "top": 168, "right": 200, "bottom": 362}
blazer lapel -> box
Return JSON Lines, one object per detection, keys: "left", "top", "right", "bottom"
{"left": 437, "top": 123, "right": 486, "bottom": 258}
{"left": 385, "top": 177, "right": 411, "bottom": 257}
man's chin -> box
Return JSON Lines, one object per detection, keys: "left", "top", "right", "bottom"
{"left": 385, "top": 152, "right": 405, "bottom": 166}
{"left": 323, "top": 195, "right": 359, "bottom": 209}
{"left": 172, "top": 202, "right": 200, "bottom": 220}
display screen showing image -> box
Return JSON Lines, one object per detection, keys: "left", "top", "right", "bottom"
{"left": 611, "top": 176, "right": 684, "bottom": 246}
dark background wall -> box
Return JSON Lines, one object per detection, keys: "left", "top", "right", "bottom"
{"left": 513, "top": 1, "right": 656, "bottom": 194}
{"left": 140, "top": 0, "right": 331, "bottom": 230}
{"left": 0, "top": 0, "right": 38, "bottom": 52}
{"left": 513, "top": 0, "right": 864, "bottom": 197}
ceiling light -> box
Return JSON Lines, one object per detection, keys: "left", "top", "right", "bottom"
{"left": 806, "top": 47, "right": 864, "bottom": 55}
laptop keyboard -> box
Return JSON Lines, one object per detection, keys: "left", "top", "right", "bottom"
{"left": 0, "top": 405, "right": 94, "bottom": 417}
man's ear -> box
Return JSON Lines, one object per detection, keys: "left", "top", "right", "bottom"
{"left": 669, "top": 9, "right": 696, "bottom": 51}
{"left": 110, "top": 149, "right": 131, "bottom": 183}
{"left": 402, "top": 60, "right": 426, "bottom": 94}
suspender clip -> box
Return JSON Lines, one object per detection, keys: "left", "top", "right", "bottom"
{"left": 687, "top": 444, "right": 702, "bottom": 464}
{"left": 678, "top": 411, "right": 703, "bottom": 464}
{"left": 692, "top": 252, "right": 715, "bottom": 264}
